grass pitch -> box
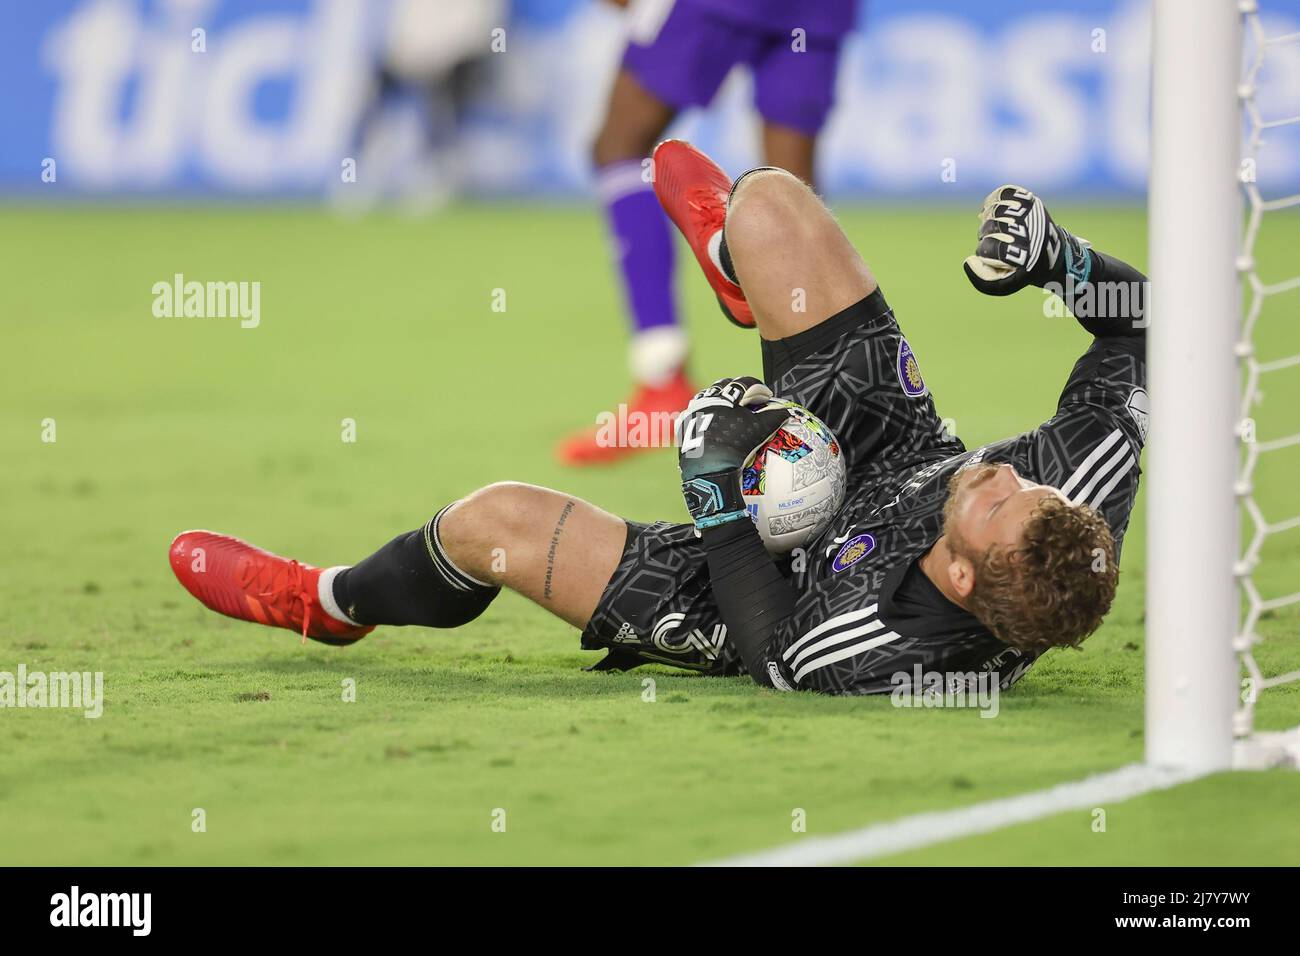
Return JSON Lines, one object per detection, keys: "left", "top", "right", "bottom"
{"left": 1, "top": 203, "right": 1297, "bottom": 865}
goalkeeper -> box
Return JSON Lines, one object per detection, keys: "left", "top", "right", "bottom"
{"left": 170, "top": 141, "right": 1150, "bottom": 694}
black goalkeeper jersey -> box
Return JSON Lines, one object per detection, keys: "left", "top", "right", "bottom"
{"left": 583, "top": 291, "right": 1147, "bottom": 695}
{"left": 763, "top": 334, "right": 1146, "bottom": 694}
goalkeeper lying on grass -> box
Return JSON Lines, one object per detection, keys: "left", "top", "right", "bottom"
{"left": 171, "top": 141, "right": 1149, "bottom": 695}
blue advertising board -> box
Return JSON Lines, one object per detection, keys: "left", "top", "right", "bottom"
{"left": 2, "top": 0, "right": 1299, "bottom": 198}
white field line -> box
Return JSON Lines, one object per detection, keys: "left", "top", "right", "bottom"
{"left": 700, "top": 763, "right": 1208, "bottom": 867}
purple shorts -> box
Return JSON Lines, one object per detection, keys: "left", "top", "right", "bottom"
{"left": 622, "top": 0, "right": 851, "bottom": 137}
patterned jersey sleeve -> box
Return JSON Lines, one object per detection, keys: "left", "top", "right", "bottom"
{"left": 765, "top": 587, "right": 1041, "bottom": 697}
{"left": 1028, "top": 336, "right": 1147, "bottom": 547}
{"left": 770, "top": 599, "right": 909, "bottom": 694}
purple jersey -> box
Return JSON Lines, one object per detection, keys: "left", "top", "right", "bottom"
{"left": 689, "top": 0, "right": 858, "bottom": 37}
{"left": 623, "top": 0, "right": 859, "bottom": 136}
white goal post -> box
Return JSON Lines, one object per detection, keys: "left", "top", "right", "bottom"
{"left": 1148, "top": 0, "right": 1300, "bottom": 771}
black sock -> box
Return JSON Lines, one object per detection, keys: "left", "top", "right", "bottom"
{"left": 726, "top": 165, "right": 779, "bottom": 205}
{"left": 717, "top": 166, "right": 779, "bottom": 286}
{"left": 331, "top": 506, "right": 499, "bottom": 628}
{"left": 717, "top": 230, "right": 739, "bottom": 285}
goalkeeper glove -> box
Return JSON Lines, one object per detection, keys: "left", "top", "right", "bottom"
{"left": 962, "top": 185, "right": 1091, "bottom": 296}
{"left": 677, "top": 376, "right": 788, "bottom": 530}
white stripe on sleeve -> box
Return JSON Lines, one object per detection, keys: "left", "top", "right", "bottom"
{"left": 1070, "top": 439, "right": 1132, "bottom": 505}
{"left": 782, "top": 605, "right": 877, "bottom": 663}
{"left": 1087, "top": 451, "right": 1137, "bottom": 509}
{"left": 794, "top": 631, "right": 903, "bottom": 684}
{"left": 789, "top": 619, "right": 888, "bottom": 672}
{"left": 1060, "top": 428, "right": 1123, "bottom": 497}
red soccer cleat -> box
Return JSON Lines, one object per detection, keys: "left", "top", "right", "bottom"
{"left": 556, "top": 367, "right": 696, "bottom": 466}
{"left": 652, "top": 139, "right": 755, "bottom": 329}
{"left": 168, "top": 530, "right": 373, "bottom": 645}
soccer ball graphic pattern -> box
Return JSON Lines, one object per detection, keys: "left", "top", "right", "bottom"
{"left": 741, "top": 400, "right": 846, "bottom": 555}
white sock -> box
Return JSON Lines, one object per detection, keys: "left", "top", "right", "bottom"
{"left": 706, "top": 228, "right": 737, "bottom": 285}
{"left": 317, "top": 566, "right": 361, "bottom": 627}
{"left": 629, "top": 326, "right": 688, "bottom": 387}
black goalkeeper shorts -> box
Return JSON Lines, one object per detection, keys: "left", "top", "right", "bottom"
{"left": 580, "top": 289, "right": 963, "bottom": 674}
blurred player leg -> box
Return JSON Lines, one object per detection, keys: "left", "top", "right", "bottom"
{"left": 761, "top": 123, "right": 816, "bottom": 187}
{"left": 593, "top": 68, "right": 679, "bottom": 377}
{"left": 751, "top": 19, "right": 848, "bottom": 189}
{"left": 557, "top": 0, "right": 754, "bottom": 465}
{"left": 336, "top": 0, "right": 505, "bottom": 214}
{"left": 736, "top": 17, "right": 863, "bottom": 338}
{"left": 556, "top": 67, "right": 689, "bottom": 465}
{"left": 652, "top": 7, "right": 853, "bottom": 340}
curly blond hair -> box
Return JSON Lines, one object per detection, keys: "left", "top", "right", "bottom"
{"left": 963, "top": 496, "right": 1118, "bottom": 653}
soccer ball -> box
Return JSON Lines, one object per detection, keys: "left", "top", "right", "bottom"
{"left": 741, "top": 400, "right": 846, "bottom": 555}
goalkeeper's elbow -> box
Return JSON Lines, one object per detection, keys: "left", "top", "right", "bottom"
{"left": 744, "top": 651, "right": 796, "bottom": 692}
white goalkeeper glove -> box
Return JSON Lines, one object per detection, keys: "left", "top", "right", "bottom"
{"left": 962, "top": 184, "right": 1090, "bottom": 296}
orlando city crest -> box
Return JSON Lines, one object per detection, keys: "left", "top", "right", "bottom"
{"left": 832, "top": 533, "right": 876, "bottom": 572}
{"left": 897, "top": 338, "right": 927, "bottom": 398}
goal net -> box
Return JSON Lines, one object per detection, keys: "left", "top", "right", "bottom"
{"left": 1148, "top": 0, "right": 1300, "bottom": 771}
{"left": 1232, "top": 0, "right": 1300, "bottom": 766}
